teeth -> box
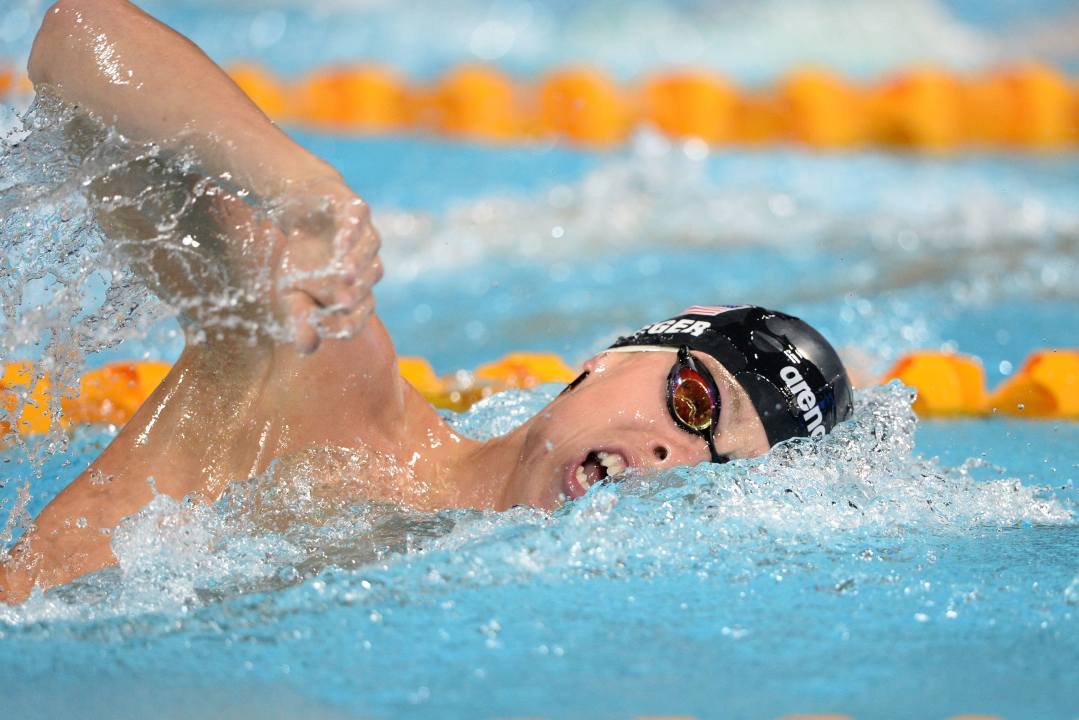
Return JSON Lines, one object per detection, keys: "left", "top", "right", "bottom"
{"left": 575, "top": 465, "right": 592, "bottom": 491}
{"left": 596, "top": 451, "right": 627, "bottom": 477}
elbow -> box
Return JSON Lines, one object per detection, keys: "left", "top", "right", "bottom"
{"left": 29, "top": 0, "right": 128, "bottom": 86}
{"left": 27, "top": 0, "right": 78, "bottom": 87}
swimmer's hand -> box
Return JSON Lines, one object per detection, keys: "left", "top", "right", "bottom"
{"left": 268, "top": 179, "right": 384, "bottom": 354}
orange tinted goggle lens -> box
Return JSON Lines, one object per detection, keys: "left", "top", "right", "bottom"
{"left": 671, "top": 369, "right": 715, "bottom": 431}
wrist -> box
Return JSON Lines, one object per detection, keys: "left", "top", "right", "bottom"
{"left": 214, "top": 115, "right": 342, "bottom": 198}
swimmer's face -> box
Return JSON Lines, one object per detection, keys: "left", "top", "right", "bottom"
{"left": 500, "top": 350, "right": 770, "bottom": 509}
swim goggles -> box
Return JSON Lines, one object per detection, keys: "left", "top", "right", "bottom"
{"left": 666, "top": 345, "right": 726, "bottom": 463}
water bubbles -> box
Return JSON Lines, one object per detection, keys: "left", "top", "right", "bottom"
{"left": 412, "top": 302, "right": 433, "bottom": 323}
{"left": 720, "top": 625, "right": 748, "bottom": 639}
{"left": 768, "top": 193, "right": 795, "bottom": 218}
{"left": 479, "top": 618, "right": 501, "bottom": 648}
{"left": 464, "top": 319, "right": 487, "bottom": 342}
{"left": 248, "top": 10, "right": 287, "bottom": 50}
{"left": 896, "top": 229, "right": 920, "bottom": 252}
{"left": 1065, "top": 577, "right": 1079, "bottom": 606}
{"left": 682, "top": 137, "right": 709, "bottom": 162}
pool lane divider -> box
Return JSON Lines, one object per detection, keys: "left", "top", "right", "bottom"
{"left": 882, "top": 349, "right": 1079, "bottom": 417}
{"left": 2, "top": 349, "right": 1076, "bottom": 438}
{"left": 1, "top": 61, "right": 1077, "bottom": 150}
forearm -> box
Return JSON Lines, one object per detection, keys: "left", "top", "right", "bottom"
{"left": 29, "top": 0, "right": 336, "bottom": 197}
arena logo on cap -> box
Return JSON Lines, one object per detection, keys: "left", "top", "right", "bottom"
{"left": 779, "top": 365, "right": 826, "bottom": 437}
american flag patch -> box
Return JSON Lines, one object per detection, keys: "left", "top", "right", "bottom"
{"left": 680, "top": 304, "right": 748, "bottom": 316}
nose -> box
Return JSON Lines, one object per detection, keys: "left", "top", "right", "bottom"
{"left": 652, "top": 444, "right": 669, "bottom": 462}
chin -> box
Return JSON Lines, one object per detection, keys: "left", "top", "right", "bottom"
{"left": 498, "top": 447, "right": 564, "bottom": 511}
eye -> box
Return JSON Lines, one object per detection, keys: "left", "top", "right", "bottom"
{"left": 559, "top": 371, "right": 589, "bottom": 396}
{"left": 671, "top": 376, "right": 714, "bottom": 430}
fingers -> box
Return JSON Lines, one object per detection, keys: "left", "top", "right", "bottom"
{"left": 282, "top": 290, "right": 320, "bottom": 355}
{"left": 318, "top": 295, "right": 376, "bottom": 340}
{"left": 273, "top": 188, "right": 384, "bottom": 354}
{"left": 282, "top": 257, "right": 383, "bottom": 354}
{"left": 287, "top": 253, "right": 381, "bottom": 313}
{"left": 283, "top": 220, "right": 380, "bottom": 307}
{"left": 332, "top": 195, "right": 374, "bottom": 253}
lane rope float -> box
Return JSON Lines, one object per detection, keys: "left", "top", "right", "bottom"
{"left": 2, "top": 348, "right": 1075, "bottom": 439}
{"left": 2, "top": 61, "right": 1076, "bottom": 150}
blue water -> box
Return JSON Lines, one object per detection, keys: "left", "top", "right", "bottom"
{"left": 2, "top": 2, "right": 1079, "bottom": 719}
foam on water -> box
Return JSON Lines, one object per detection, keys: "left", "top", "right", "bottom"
{"left": 1, "top": 381, "right": 1071, "bottom": 628}
{"left": 376, "top": 132, "right": 1079, "bottom": 294}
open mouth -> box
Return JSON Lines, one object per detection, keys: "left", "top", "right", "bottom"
{"left": 566, "top": 449, "right": 629, "bottom": 499}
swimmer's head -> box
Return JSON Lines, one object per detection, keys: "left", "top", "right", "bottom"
{"left": 497, "top": 305, "right": 853, "bottom": 509}
{"left": 606, "top": 304, "right": 854, "bottom": 447}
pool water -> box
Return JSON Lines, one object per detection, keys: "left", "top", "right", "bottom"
{"left": 2, "top": 1, "right": 1078, "bottom": 718}
{"left": 2, "top": 118, "right": 1077, "bottom": 718}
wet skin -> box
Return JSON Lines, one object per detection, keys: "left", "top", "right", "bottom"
{"left": 0, "top": 0, "right": 768, "bottom": 602}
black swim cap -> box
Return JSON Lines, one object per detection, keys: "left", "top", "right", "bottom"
{"left": 608, "top": 305, "right": 854, "bottom": 447}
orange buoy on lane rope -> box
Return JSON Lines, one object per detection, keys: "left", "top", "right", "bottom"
{"left": 398, "top": 356, "right": 445, "bottom": 398}
{"left": 425, "top": 65, "right": 524, "bottom": 141}
{"left": 296, "top": 65, "right": 409, "bottom": 130}
{"left": 0, "top": 66, "right": 12, "bottom": 99}
{"left": 474, "top": 352, "right": 578, "bottom": 388}
{"left": 732, "top": 90, "right": 785, "bottom": 145}
{"left": 640, "top": 70, "right": 738, "bottom": 143}
{"left": 962, "top": 72, "right": 1015, "bottom": 147}
{"left": 1072, "top": 80, "right": 1079, "bottom": 142}
{"left": 988, "top": 350, "right": 1079, "bottom": 418}
{"left": 171, "top": 60, "right": 1079, "bottom": 149}
{"left": 62, "top": 362, "right": 171, "bottom": 427}
{"left": 780, "top": 68, "right": 868, "bottom": 149}
{"left": 996, "top": 62, "right": 1073, "bottom": 148}
{"left": 228, "top": 63, "right": 289, "bottom": 119}
{"left": 869, "top": 67, "right": 965, "bottom": 151}
{"left": 1, "top": 362, "right": 57, "bottom": 435}
{"left": 881, "top": 352, "right": 988, "bottom": 416}
{"left": 537, "top": 67, "right": 634, "bottom": 146}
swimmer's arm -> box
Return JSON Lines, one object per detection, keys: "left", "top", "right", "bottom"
{"left": 29, "top": 0, "right": 332, "bottom": 197}
{"left": 0, "top": 464, "right": 139, "bottom": 605}
{"left": 31, "top": 0, "right": 382, "bottom": 353}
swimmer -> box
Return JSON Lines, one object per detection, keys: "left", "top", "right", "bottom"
{"left": 0, "top": 0, "right": 853, "bottom": 603}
